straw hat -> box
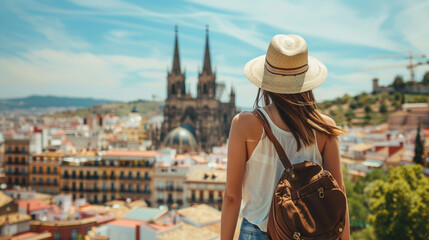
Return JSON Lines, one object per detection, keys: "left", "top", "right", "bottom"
{"left": 244, "top": 34, "right": 327, "bottom": 94}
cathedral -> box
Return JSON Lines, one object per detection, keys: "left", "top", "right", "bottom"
{"left": 152, "top": 26, "right": 238, "bottom": 153}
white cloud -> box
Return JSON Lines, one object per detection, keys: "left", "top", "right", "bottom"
{"left": 0, "top": 49, "right": 169, "bottom": 87}
{"left": 186, "top": 0, "right": 403, "bottom": 51}
{"left": 394, "top": 1, "right": 429, "bottom": 53}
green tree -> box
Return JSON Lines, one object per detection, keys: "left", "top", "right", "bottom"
{"left": 345, "top": 110, "right": 355, "bottom": 122}
{"left": 364, "top": 105, "right": 371, "bottom": 113}
{"left": 379, "top": 102, "right": 388, "bottom": 113}
{"left": 421, "top": 71, "right": 429, "bottom": 85}
{"left": 351, "top": 226, "right": 377, "bottom": 240}
{"left": 413, "top": 120, "right": 424, "bottom": 165}
{"left": 368, "top": 165, "right": 429, "bottom": 240}
{"left": 392, "top": 75, "right": 405, "bottom": 91}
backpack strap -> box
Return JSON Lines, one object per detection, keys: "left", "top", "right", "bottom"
{"left": 252, "top": 108, "right": 294, "bottom": 171}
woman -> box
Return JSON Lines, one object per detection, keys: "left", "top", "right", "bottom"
{"left": 220, "top": 34, "right": 350, "bottom": 240}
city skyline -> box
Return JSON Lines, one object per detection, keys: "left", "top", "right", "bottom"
{"left": 1, "top": 0, "right": 429, "bottom": 108}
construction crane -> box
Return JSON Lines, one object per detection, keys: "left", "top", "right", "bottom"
{"left": 359, "top": 51, "right": 429, "bottom": 82}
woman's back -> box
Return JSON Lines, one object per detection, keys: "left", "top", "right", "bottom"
{"left": 240, "top": 106, "right": 323, "bottom": 231}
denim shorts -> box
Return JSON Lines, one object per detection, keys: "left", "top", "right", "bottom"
{"left": 238, "top": 218, "right": 267, "bottom": 240}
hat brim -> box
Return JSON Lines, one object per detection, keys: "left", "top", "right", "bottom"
{"left": 244, "top": 55, "right": 327, "bottom": 94}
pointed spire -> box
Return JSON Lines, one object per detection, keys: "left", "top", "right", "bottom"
{"left": 230, "top": 86, "right": 235, "bottom": 95}
{"left": 202, "top": 25, "right": 212, "bottom": 75}
{"left": 172, "top": 25, "right": 181, "bottom": 75}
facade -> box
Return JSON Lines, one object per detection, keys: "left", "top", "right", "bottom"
{"left": 154, "top": 26, "right": 237, "bottom": 153}
{"left": 185, "top": 169, "right": 226, "bottom": 210}
{"left": 61, "top": 150, "right": 159, "bottom": 205}
{"left": 388, "top": 100, "right": 429, "bottom": 129}
{"left": 29, "top": 152, "right": 64, "bottom": 195}
{"left": 152, "top": 165, "right": 191, "bottom": 208}
{"left": 4, "top": 139, "right": 30, "bottom": 188}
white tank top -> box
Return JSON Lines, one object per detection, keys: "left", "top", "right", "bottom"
{"left": 239, "top": 107, "right": 323, "bottom": 232}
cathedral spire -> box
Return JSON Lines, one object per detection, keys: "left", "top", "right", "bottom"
{"left": 202, "top": 25, "right": 212, "bottom": 75}
{"left": 172, "top": 25, "right": 181, "bottom": 75}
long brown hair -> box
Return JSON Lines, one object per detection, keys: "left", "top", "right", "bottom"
{"left": 253, "top": 88, "right": 347, "bottom": 151}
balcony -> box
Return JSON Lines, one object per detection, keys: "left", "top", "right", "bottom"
{"left": 6, "top": 161, "right": 27, "bottom": 165}
{"left": 157, "top": 199, "right": 164, "bottom": 204}
{"left": 5, "top": 150, "right": 28, "bottom": 154}
{"left": 176, "top": 187, "right": 184, "bottom": 192}
{"left": 157, "top": 187, "right": 164, "bottom": 191}
{"left": 165, "top": 186, "right": 174, "bottom": 191}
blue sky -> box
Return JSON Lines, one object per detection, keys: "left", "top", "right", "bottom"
{"left": 1, "top": 0, "right": 429, "bottom": 109}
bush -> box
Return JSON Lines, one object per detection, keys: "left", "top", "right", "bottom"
{"left": 368, "top": 165, "right": 429, "bottom": 240}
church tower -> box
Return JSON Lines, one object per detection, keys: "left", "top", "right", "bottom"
{"left": 197, "top": 25, "right": 216, "bottom": 99}
{"left": 167, "top": 26, "right": 186, "bottom": 99}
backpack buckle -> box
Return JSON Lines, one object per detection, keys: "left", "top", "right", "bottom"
{"left": 293, "top": 232, "right": 301, "bottom": 239}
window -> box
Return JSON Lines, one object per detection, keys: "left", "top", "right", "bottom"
{"left": 47, "top": 167, "right": 51, "bottom": 174}
{"left": 128, "top": 172, "right": 132, "bottom": 179}
{"left": 136, "top": 172, "right": 141, "bottom": 179}
{"left": 166, "top": 181, "right": 173, "bottom": 190}
{"left": 120, "top": 171, "right": 124, "bottom": 179}
{"left": 53, "top": 178, "right": 57, "bottom": 185}
{"left": 32, "top": 177, "right": 36, "bottom": 184}
{"left": 21, "top": 157, "right": 26, "bottom": 164}
{"left": 32, "top": 166, "right": 36, "bottom": 173}
{"left": 137, "top": 185, "right": 141, "bottom": 192}
{"left": 71, "top": 229, "right": 78, "bottom": 240}
{"left": 111, "top": 183, "right": 115, "bottom": 191}
{"left": 39, "top": 178, "right": 43, "bottom": 185}
{"left": 54, "top": 231, "right": 61, "bottom": 240}
{"left": 47, "top": 178, "right": 51, "bottom": 185}
{"left": 157, "top": 180, "right": 163, "bottom": 190}
{"left": 144, "top": 172, "right": 149, "bottom": 179}
{"left": 102, "top": 183, "right": 107, "bottom": 191}
{"left": 128, "top": 184, "right": 133, "bottom": 192}
{"left": 39, "top": 167, "right": 43, "bottom": 174}
{"left": 53, "top": 167, "right": 57, "bottom": 174}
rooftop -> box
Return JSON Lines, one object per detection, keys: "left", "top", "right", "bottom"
{"left": 349, "top": 143, "right": 373, "bottom": 152}
{"left": 0, "top": 191, "right": 13, "bottom": 207}
{"left": 177, "top": 204, "right": 221, "bottom": 227}
{"left": 17, "top": 198, "right": 51, "bottom": 212}
{"left": 11, "top": 231, "right": 51, "bottom": 240}
{"left": 103, "top": 150, "right": 161, "bottom": 158}
{"left": 0, "top": 212, "right": 31, "bottom": 226}
{"left": 187, "top": 169, "right": 226, "bottom": 183}
{"left": 158, "top": 222, "right": 218, "bottom": 240}
{"left": 123, "top": 208, "right": 167, "bottom": 222}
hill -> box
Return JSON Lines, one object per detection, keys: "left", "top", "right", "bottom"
{"left": 46, "top": 99, "right": 163, "bottom": 118}
{"left": 319, "top": 92, "right": 429, "bottom": 126}
{"left": 0, "top": 95, "right": 114, "bottom": 111}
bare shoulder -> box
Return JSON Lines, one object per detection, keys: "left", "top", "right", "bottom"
{"left": 231, "top": 110, "right": 259, "bottom": 127}
{"left": 230, "top": 110, "right": 262, "bottom": 139}
{"left": 320, "top": 113, "right": 337, "bottom": 127}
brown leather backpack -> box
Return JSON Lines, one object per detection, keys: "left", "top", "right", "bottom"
{"left": 252, "top": 109, "right": 347, "bottom": 240}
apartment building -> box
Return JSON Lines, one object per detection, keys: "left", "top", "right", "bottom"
{"left": 152, "top": 165, "right": 192, "bottom": 208}
{"left": 61, "top": 150, "right": 160, "bottom": 205}
{"left": 29, "top": 152, "right": 64, "bottom": 194}
{"left": 186, "top": 169, "right": 226, "bottom": 210}
{"left": 4, "top": 139, "right": 30, "bottom": 188}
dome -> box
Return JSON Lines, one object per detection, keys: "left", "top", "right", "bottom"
{"left": 164, "top": 127, "right": 197, "bottom": 153}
